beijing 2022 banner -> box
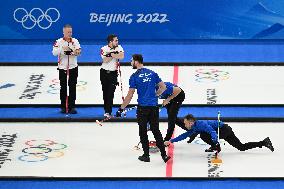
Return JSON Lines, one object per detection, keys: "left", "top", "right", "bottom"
{"left": 1, "top": 0, "right": 284, "bottom": 40}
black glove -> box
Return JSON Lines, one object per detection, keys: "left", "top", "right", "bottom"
{"left": 215, "top": 143, "right": 221, "bottom": 153}
{"left": 64, "top": 50, "right": 73, "bottom": 55}
{"left": 116, "top": 108, "right": 124, "bottom": 117}
{"left": 105, "top": 51, "right": 119, "bottom": 57}
{"left": 187, "top": 133, "right": 198, "bottom": 143}
{"left": 205, "top": 143, "right": 221, "bottom": 153}
{"left": 112, "top": 51, "right": 119, "bottom": 54}
{"left": 105, "top": 53, "right": 112, "bottom": 57}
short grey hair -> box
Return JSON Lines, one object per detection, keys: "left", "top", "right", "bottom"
{"left": 63, "top": 24, "right": 72, "bottom": 29}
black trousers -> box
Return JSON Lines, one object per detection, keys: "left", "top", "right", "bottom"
{"left": 164, "top": 90, "right": 187, "bottom": 141}
{"left": 200, "top": 124, "right": 264, "bottom": 151}
{"left": 137, "top": 106, "right": 167, "bottom": 157}
{"left": 100, "top": 68, "right": 118, "bottom": 114}
{"left": 59, "top": 66, "right": 78, "bottom": 109}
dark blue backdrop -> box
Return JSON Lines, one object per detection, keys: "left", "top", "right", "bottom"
{"left": 1, "top": 0, "right": 284, "bottom": 40}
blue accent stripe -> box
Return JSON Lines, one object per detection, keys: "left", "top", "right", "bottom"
{"left": 0, "top": 180, "right": 283, "bottom": 189}
{"left": 1, "top": 43, "right": 284, "bottom": 63}
{"left": 0, "top": 106, "right": 283, "bottom": 119}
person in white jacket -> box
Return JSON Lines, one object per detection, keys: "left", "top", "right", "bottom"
{"left": 52, "top": 24, "right": 81, "bottom": 114}
{"left": 100, "top": 34, "right": 124, "bottom": 117}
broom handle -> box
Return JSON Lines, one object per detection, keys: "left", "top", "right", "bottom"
{"left": 217, "top": 111, "right": 221, "bottom": 142}
{"left": 216, "top": 111, "right": 221, "bottom": 157}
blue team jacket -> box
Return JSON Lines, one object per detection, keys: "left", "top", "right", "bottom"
{"left": 170, "top": 120, "right": 224, "bottom": 144}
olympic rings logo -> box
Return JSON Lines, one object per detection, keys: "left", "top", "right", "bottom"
{"left": 13, "top": 8, "right": 60, "bottom": 30}
{"left": 195, "top": 68, "right": 230, "bottom": 83}
{"left": 47, "top": 79, "right": 88, "bottom": 94}
{"left": 18, "top": 140, "right": 67, "bottom": 163}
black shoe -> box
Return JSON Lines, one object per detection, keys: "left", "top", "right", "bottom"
{"left": 205, "top": 146, "right": 215, "bottom": 152}
{"left": 138, "top": 155, "right": 150, "bottom": 162}
{"left": 205, "top": 143, "right": 221, "bottom": 153}
{"left": 205, "top": 146, "right": 220, "bottom": 152}
{"left": 104, "top": 113, "right": 111, "bottom": 117}
{"left": 263, "top": 137, "right": 274, "bottom": 152}
{"left": 69, "top": 108, "right": 77, "bottom": 114}
{"left": 60, "top": 108, "right": 66, "bottom": 113}
{"left": 162, "top": 155, "right": 171, "bottom": 163}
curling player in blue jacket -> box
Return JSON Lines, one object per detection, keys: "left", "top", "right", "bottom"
{"left": 164, "top": 114, "right": 274, "bottom": 153}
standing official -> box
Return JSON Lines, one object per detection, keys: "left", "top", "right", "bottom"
{"left": 52, "top": 24, "right": 81, "bottom": 114}
{"left": 116, "top": 54, "right": 171, "bottom": 163}
{"left": 100, "top": 34, "right": 124, "bottom": 117}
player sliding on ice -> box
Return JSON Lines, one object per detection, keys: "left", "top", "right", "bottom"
{"left": 164, "top": 114, "right": 274, "bottom": 153}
